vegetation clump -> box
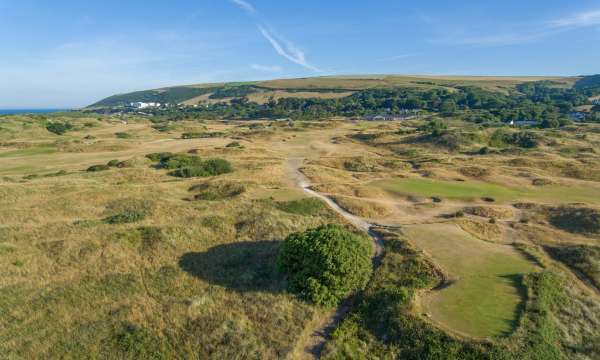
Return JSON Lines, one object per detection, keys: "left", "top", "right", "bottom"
{"left": 115, "top": 132, "right": 132, "bottom": 139}
{"left": 343, "top": 157, "right": 377, "bottom": 172}
{"left": 226, "top": 141, "right": 244, "bottom": 148}
{"left": 490, "top": 129, "right": 540, "bottom": 148}
{"left": 86, "top": 164, "right": 110, "bottom": 172}
{"left": 46, "top": 122, "right": 73, "bottom": 135}
{"left": 277, "top": 224, "right": 373, "bottom": 307}
{"left": 104, "top": 209, "right": 147, "bottom": 224}
{"left": 147, "top": 153, "right": 233, "bottom": 178}
{"left": 169, "top": 158, "right": 232, "bottom": 178}
{"left": 189, "top": 181, "right": 246, "bottom": 201}
{"left": 181, "top": 131, "right": 224, "bottom": 139}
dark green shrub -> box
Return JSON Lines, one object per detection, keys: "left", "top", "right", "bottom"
{"left": 115, "top": 132, "right": 132, "bottom": 139}
{"left": 276, "top": 198, "right": 325, "bottom": 215}
{"left": 509, "top": 131, "right": 539, "bottom": 148}
{"left": 107, "top": 160, "right": 120, "bottom": 167}
{"left": 161, "top": 155, "right": 204, "bottom": 169}
{"left": 278, "top": 224, "right": 373, "bottom": 307}
{"left": 104, "top": 210, "right": 147, "bottom": 224}
{"left": 226, "top": 141, "right": 243, "bottom": 148}
{"left": 145, "top": 152, "right": 175, "bottom": 162}
{"left": 46, "top": 122, "right": 73, "bottom": 135}
{"left": 87, "top": 164, "right": 110, "bottom": 172}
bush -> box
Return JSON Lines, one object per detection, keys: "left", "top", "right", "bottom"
{"left": 145, "top": 152, "right": 175, "bottom": 162}
{"left": 226, "top": 141, "right": 243, "bottom": 148}
{"left": 104, "top": 209, "right": 147, "bottom": 224}
{"left": 190, "top": 181, "right": 246, "bottom": 201}
{"left": 46, "top": 122, "right": 73, "bottom": 135}
{"left": 160, "top": 155, "right": 204, "bottom": 170}
{"left": 115, "top": 132, "right": 132, "bottom": 139}
{"left": 87, "top": 164, "right": 110, "bottom": 172}
{"left": 277, "top": 224, "right": 373, "bottom": 307}
{"left": 169, "top": 159, "right": 233, "bottom": 178}
{"left": 107, "top": 159, "right": 120, "bottom": 167}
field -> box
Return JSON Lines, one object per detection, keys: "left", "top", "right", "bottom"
{"left": 1, "top": 107, "right": 600, "bottom": 359}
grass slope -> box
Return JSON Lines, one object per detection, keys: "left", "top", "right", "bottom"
{"left": 403, "top": 223, "right": 538, "bottom": 338}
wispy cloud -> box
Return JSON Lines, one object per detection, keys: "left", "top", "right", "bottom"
{"left": 258, "top": 26, "right": 320, "bottom": 72}
{"left": 230, "top": 0, "right": 321, "bottom": 72}
{"left": 450, "top": 31, "right": 552, "bottom": 46}
{"left": 251, "top": 63, "right": 283, "bottom": 72}
{"left": 230, "top": 0, "right": 256, "bottom": 15}
{"left": 550, "top": 9, "right": 600, "bottom": 28}
{"left": 378, "top": 53, "right": 421, "bottom": 61}
{"left": 432, "top": 8, "right": 600, "bottom": 47}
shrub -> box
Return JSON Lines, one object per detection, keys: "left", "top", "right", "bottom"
{"left": 160, "top": 154, "right": 204, "bottom": 170}
{"left": 104, "top": 210, "right": 147, "bottom": 224}
{"left": 275, "top": 198, "right": 325, "bottom": 215}
{"left": 87, "top": 164, "right": 110, "bottom": 172}
{"left": 190, "top": 181, "right": 246, "bottom": 200}
{"left": 145, "top": 152, "right": 175, "bottom": 162}
{"left": 226, "top": 141, "right": 243, "bottom": 148}
{"left": 509, "top": 131, "right": 540, "bottom": 148}
{"left": 107, "top": 159, "right": 120, "bottom": 167}
{"left": 169, "top": 159, "right": 233, "bottom": 178}
{"left": 46, "top": 122, "right": 73, "bottom": 135}
{"left": 147, "top": 152, "right": 233, "bottom": 178}
{"left": 277, "top": 224, "right": 373, "bottom": 307}
{"left": 343, "top": 157, "right": 376, "bottom": 172}
{"left": 115, "top": 132, "right": 132, "bottom": 139}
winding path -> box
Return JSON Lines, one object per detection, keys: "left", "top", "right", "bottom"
{"left": 286, "top": 157, "right": 384, "bottom": 359}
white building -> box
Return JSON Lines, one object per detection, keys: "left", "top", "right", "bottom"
{"left": 130, "top": 102, "right": 161, "bottom": 109}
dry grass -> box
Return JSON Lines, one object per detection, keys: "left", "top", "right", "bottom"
{"left": 2, "top": 113, "right": 600, "bottom": 358}
{"left": 330, "top": 195, "right": 393, "bottom": 219}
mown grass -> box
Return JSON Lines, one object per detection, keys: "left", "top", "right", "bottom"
{"left": 403, "top": 223, "right": 538, "bottom": 338}
{"left": 0, "top": 146, "right": 56, "bottom": 158}
{"left": 373, "top": 177, "right": 600, "bottom": 205}
{"left": 323, "top": 230, "right": 574, "bottom": 360}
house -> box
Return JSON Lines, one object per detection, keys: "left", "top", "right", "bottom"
{"left": 130, "top": 102, "right": 161, "bottom": 109}
{"left": 592, "top": 99, "right": 600, "bottom": 106}
{"left": 363, "top": 109, "right": 421, "bottom": 121}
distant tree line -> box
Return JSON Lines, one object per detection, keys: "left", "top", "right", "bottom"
{"left": 119, "top": 77, "right": 600, "bottom": 125}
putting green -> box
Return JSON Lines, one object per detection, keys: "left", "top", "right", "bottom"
{"left": 373, "top": 177, "right": 600, "bottom": 204}
{"left": 404, "top": 223, "right": 538, "bottom": 338}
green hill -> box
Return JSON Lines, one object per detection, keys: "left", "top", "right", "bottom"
{"left": 89, "top": 75, "right": 579, "bottom": 108}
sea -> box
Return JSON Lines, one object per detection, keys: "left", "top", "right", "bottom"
{"left": 0, "top": 109, "right": 70, "bottom": 115}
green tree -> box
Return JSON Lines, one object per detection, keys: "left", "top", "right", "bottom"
{"left": 440, "top": 99, "right": 458, "bottom": 115}
{"left": 277, "top": 224, "right": 373, "bottom": 307}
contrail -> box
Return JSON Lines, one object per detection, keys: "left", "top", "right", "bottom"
{"left": 230, "top": 0, "right": 256, "bottom": 15}
{"left": 258, "top": 26, "right": 320, "bottom": 72}
{"left": 229, "top": 0, "right": 320, "bottom": 72}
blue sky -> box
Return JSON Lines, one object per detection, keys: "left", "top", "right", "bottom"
{"left": 1, "top": 0, "right": 599, "bottom": 108}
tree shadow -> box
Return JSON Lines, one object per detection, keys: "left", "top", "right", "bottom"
{"left": 178, "top": 240, "right": 286, "bottom": 293}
